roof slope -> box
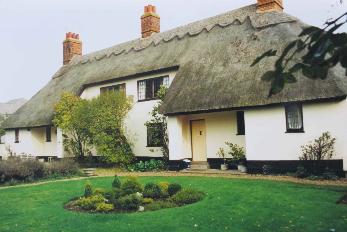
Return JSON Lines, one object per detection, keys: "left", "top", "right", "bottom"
{"left": 4, "top": 4, "right": 347, "bottom": 128}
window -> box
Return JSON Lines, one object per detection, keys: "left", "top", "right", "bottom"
{"left": 46, "top": 126, "right": 52, "bottom": 142}
{"left": 147, "top": 123, "right": 164, "bottom": 147}
{"left": 236, "top": 111, "right": 245, "bottom": 135}
{"left": 285, "top": 104, "right": 304, "bottom": 133}
{"left": 138, "top": 76, "right": 169, "bottom": 101}
{"left": 15, "top": 129, "right": 19, "bottom": 143}
{"left": 100, "top": 83, "right": 126, "bottom": 95}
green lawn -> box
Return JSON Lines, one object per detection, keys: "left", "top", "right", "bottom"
{"left": 0, "top": 176, "right": 346, "bottom": 232}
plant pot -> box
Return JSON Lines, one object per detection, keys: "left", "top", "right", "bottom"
{"left": 221, "top": 164, "right": 228, "bottom": 171}
{"left": 238, "top": 164, "right": 247, "bottom": 173}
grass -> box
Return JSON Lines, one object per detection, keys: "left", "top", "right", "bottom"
{"left": 0, "top": 176, "right": 346, "bottom": 232}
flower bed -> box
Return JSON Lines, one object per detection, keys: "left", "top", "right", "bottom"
{"left": 64, "top": 176, "right": 205, "bottom": 213}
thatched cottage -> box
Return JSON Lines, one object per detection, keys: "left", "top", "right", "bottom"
{"left": 1, "top": 1, "right": 346, "bottom": 174}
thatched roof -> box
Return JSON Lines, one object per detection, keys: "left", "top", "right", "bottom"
{"left": 4, "top": 4, "right": 347, "bottom": 129}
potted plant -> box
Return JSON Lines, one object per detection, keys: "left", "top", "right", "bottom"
{"left": 217, "top": 148, "right": 228, "bottom": 171}
{"left": 226, "top": 142, "right": 247, "bottom": 172}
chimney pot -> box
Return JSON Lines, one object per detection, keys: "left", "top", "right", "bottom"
{"left": 257, "top": 0, "right": 283, "bottom": 13}
{"left": 141, "top": 4, "right": 160, "bottom": 38}
{"left": 63, "top": 32, "right": 82, "bottom": 65}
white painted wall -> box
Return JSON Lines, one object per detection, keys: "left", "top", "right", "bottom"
{"left": 245, "top": 100, "right": 347, "bottom": 171}
{"left": 169, "top": 111, "right": 246, "bottom": 160}
{"left": 80, "top": 70, "right": 176, "bottom": 158}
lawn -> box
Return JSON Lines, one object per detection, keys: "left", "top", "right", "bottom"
{"left": 0, "top": 176, "right": 346, "bottom": 232}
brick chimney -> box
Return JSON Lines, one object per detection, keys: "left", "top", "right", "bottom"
{"left": 63, "top": 32, "right": 82, "bottom": 65}
{"left": 141, "top": 5, "right": 160, "bottom": 38}
{"left": 257, "top": 0, "right": 283, "bottom": 13}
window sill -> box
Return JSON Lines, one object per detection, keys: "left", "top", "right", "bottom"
{"left": 236, "top": 133, "right": 245, "bottom": 136}
{"left": 138, "top": 98, "right": 159, "bottom": 103}
{"left": 285, "top": 130, "right": 305, "bottom": 134}
{"left": 146, "top": 145, "right": 162, "bottom": 148}
{"left": 14, "top": 141, "right": 19, "bottom": 143}
{"left": 46, "top": 141, "right": 52, "bottom": 143}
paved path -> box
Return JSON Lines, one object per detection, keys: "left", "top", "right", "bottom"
{"left": 1, "top": 171, "right": 346, "bottom": 190}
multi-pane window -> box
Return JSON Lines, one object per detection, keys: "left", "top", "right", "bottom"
{"left": 100, "top": 83, "right": 126, "bottom": 95}
{"left": 15, "top": 129, "right": 19, "bottom": 143}
{"left": 46, "top": 126, "right": 52, "bottom": 142}
{"left": 285, "top": 104, "right": 304, "bottom": 133}
{"left": 138, "top": 76, "right": 169, "bottom": 101}
{"left": 147, "top": 123, "right": 164, "bottom": 147}
{"left": 236, "top": 111, "right": 245, "bottom": 135}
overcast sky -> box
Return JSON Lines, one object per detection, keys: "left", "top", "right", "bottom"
{"left": 0, "top": 0, "right": 346, "bottom": 102}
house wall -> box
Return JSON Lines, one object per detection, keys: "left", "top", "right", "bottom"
{"left": 245, "top": 100, "right": 347, "bottom": 171}
{"left": 80, "top": 70, "right": 176, "bottom": 158}
{"left": 169, "top": 111, "right": 246, "bottom": 160}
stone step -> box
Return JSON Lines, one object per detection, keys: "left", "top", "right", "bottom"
{"left": 82, "top": 168, "right": 97, "bottom": 177}
{"left": 190, "top": 161, "right": 210, "bottom": 170}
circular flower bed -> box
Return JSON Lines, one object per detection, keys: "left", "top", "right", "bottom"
{"left": 64, "top": 176, "right": 205, "bottom": 213}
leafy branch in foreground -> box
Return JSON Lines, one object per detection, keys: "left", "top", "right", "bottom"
{"left": 251, "top": 12, "right": 347, "bottom": 96}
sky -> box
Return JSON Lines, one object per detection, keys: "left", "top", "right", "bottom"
{"left": 0, "top": 0, "right": 346, "bottom": 103}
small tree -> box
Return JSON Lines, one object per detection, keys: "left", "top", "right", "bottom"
{"left": 226, "top": 142, "right": 246, "bottom": 164}
{"left": 300, "top": 132, "right": 336, "bottom": 161}
{"left": 145, "top": 86, "right": 169, "bottom": 161}
{"left": 53, "top": 93, "right": 93, "bottom": 159}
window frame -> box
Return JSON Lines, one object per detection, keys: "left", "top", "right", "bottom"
{"left": 46, "top": 126, "right": 52, "bottom": 142}
{"left": 14, "top": 129, "right": 19, "bottom": 143}
{"left": 100, "top": 83, "right": 126, "bottom": 95}
{"left": 236, "top": 111, "right": 245, "bottom": 135}
{"left": 137, "top": 76, "right": 169, "bottom": 102}
{"left": 285, "top": 103, "right": 305, "bottom": 133}
{"left": 146, "top": 123, "right": 164, "bottom": 147}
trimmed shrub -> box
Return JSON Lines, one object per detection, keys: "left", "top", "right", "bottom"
{"left": 127, "top": 159, "right": 166, "bottom": 172}
{"left": 94, "top": 188, "right": 106, "bottom": 196}
{"left": 121, "top": 177, "right": 143, "bottom": 195}
{"left": 45, "top": 159, "right": 80, "bottom": 177}
{"left": 0, "top": 158, "right": 45, "bottom": 182}
{"left": 168, "top": 183, "right": 182, "bottom": 196}
{"left": 295, "top": 165, "right": 309, "bottom": 179}
{"left": 171, "top": 189, "right": 205, "bottom": 206}
{"left": 143, "top": 183, "right": 162, "bottom": 199}
{"left": 142, "top": 198, "right": 154, "bottom": 205}
{"left": 76, "top": 195, "right": 105, "bottom": 210}
{"left": 145, "top": 201, "right": 177, "bottom": 211}
{"left": 115, "top": 193, "right": 143, "bottom": 210}
{"left": 113, "top": 188, "right": 124, "bottom": 200}
{"left": 112, "top": 175, "right": 121, "bottom": 189}
{"left": 262, "top": 165, "right": 273, "bottom": 175}
{"left": 84, "top": 182, "right": 93, "bottom": 197}
{"left": 95, "top": 202, "right": 114, "bottom": 213}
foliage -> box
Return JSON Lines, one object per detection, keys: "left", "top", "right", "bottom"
{"left": 145, "top": 201, "right": 177, "bottom": 211}
{"left": 217, "top": 148, "right": 229, "bottom": 165}
{"left": 299, "top": 132, "right": 336, "bottom": 161}
{"left": 262, "top": 165, "right": 273, "bottom": 175}
{"left": 142, "top": 198, "right": 154, "bottom": 205}
{"left": 225, "top": 142, "right": 246, "bottom": 163}
{"left": 44, "top": 159, "right": 80, "bottom": 177}
{"left": 145, "top": 86, "right": 169, "bottom": 161}
{"left": 94, "top": 188, "right": 107, "bottom": 196}
{"left": 159, "top": 182, "right": 170, "bottom": 197}
{"left": 143, "top": 182, "right": 163, "bottom": 199}
{"left": 167, "top": 183, "right": 182, "bottom": 196}
{"left": 84, "top": 182, "right": 93, "bottom": 197}
{"left": 171, "top": 188, "right": 205, "bottom": 206}
{"left": 0, "top": 114, "right": 5, "bottom": 139}
{"left": 127, "top": 159, "right": 166, "bottom": 172}
{"left": 112, "top": 175, "right": 121, "bottom": 189}
{"left": 115, "top": 193, "right": 143, "bottom": 210}
{"left": 75, "top": 195, "right": 105, "bottom": 210}
{"left": 295, "top": 165, "right": 309, "bottom": 178}
{"left": 53, "top": 93, "right": 92, "bottom": 158}
{"left": 251, "top": 12, "right": 347, "bottom": 96}
{"left": 0, "top": 158, "right": 44, "bottom": 183}
{"left": 95, "top": 202, "right": 114, "bottom": 213}
{"left": 120, "top": 177, "right": 143, "bottom": 195}
{"left": 88, "top": 91, "right": 134, "bottom": 165}
{"left": 112, "top": 188, "right": 125, "bottom": 200}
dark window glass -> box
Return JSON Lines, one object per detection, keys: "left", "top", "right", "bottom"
{"left": 138, "top": 76, "right": 169, "bottom": 101}
{"left": 285, "top": 104, "right": 304, "bottom": 133}
{"left": 46, "top": 126, "right": 52, "bottom": 142}
{"left": 15, "top": 129, "right": 19, "bottom": 143}
{"left": 236, "top": 111, "right": 245, "bottom": 135}
{"left": 147, "top": 123, "right": 163, "bottom": 147}
{"left": 100, "top": 83, "right": 126, "bottom": 95}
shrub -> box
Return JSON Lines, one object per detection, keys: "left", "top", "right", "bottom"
{"left": 0, "top": 158, "right": 45, "bottom": 182}
{"left": 168, "top": 183, "right": 182, "bottom": 196}
{"left": 145, "top": 201, "right": 177, "bottom": 211}
{"left": 142, "top": 198, "right": 154, "bottom": 205}
{"left": 225, "top": 142, "right": 246, "bottom": 164}
{"left": 84, "top": 182, "right": 93, "bottom": 197}
{"left": 95, "top": 202, "right": 114, "bottom": 213}
{"left": 94, "top": 188, "right": 106, "bottom": 196}
{"left": 115, "top": 193, "right": 143, "bottom": 210}
{"left": 159, "top": 182, "right": 170, "bottom": 197}
{"left": 44, "top": 159, "right": 80, "bottom": 177}
{"left": 103, "top": 190, "right": 115, "bottom": 201}
{"left": 112, "top": 175, "right": 121, "bottom": 189}
{"left": 262, "top": 165, "right": 273, "bottom": 175}
{"left": 127, "top": 159, "right": 166, "bottom": 172}
{"left": 171, "top": 189, "right": 205, "bottom": 206}
{"left": 300, "top": 132, "right": 336, "bottom": 161}
{"left": 76, "top": 195, "right": 105, "bottom": 210}
{"left": 113, "top": 188, "right": 124, "bottom": 199}
{"left": 322, "top": 168, "right": 339, "bottom": 180}
{"left": 143, "top": 183, "right": 162, "bottom": 199}
{"left": 295, "top": 166, "right": 309, "bottom": 178}
{"left": 121, "top": 177, "right": 143, "bottom": 195}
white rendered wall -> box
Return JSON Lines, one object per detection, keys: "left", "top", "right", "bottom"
{"left": 168, "top": 111, "right": 246, "bottom": 160}
{"left": 81, "top": 70, "right": 176, "bottom": 158}
{"left": 245, "top": 100, "right": 347, "bottom": 171}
